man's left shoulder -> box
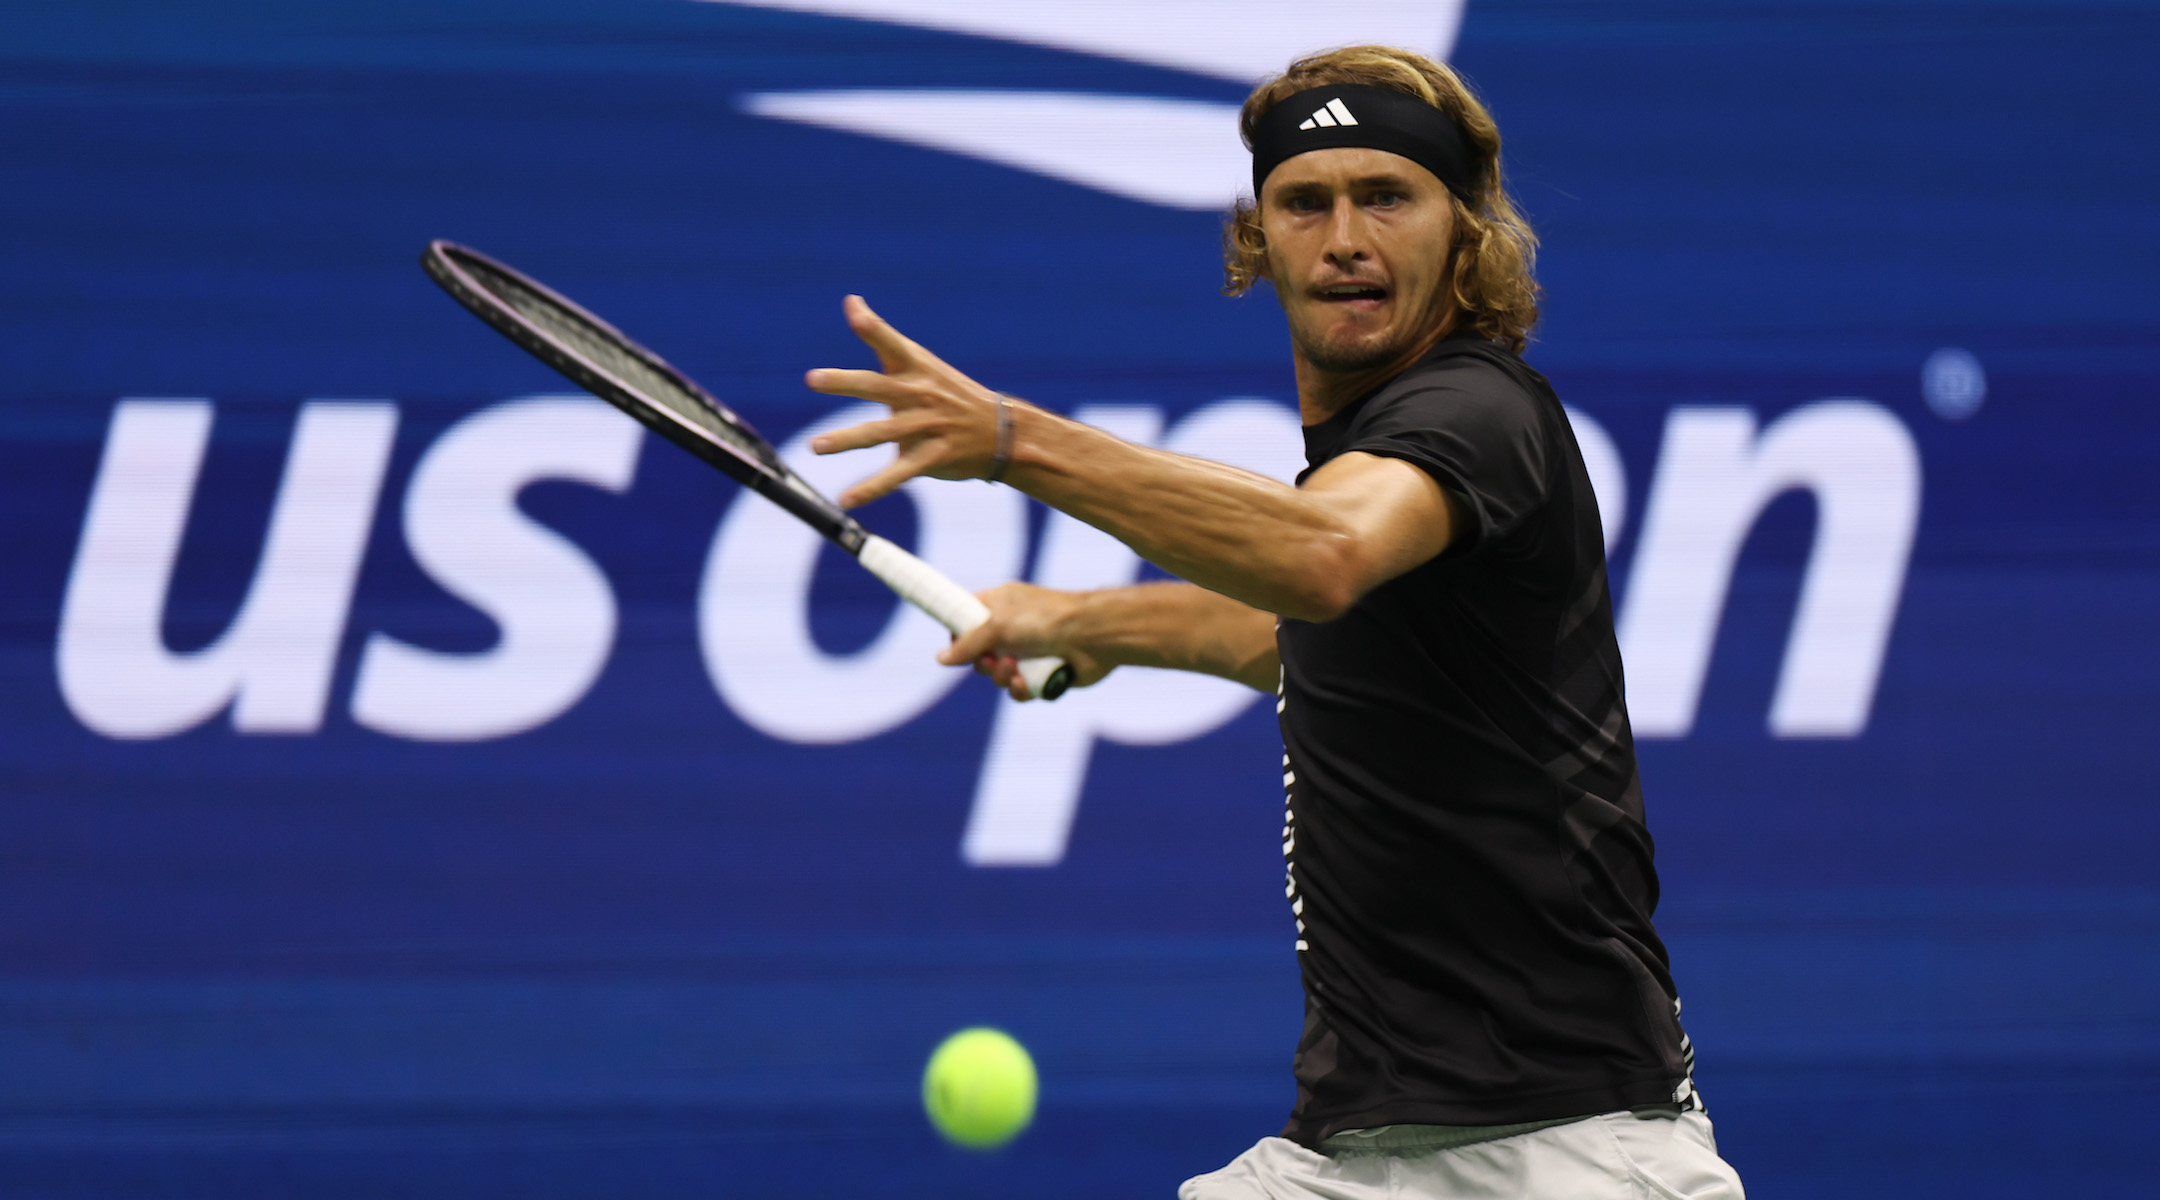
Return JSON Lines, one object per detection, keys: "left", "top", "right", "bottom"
{"left": 1379, "top": 340, "right": 1557, "bottom": 434}
{"left": 1403, "top": 337, "right": 1551, "bottom": 398}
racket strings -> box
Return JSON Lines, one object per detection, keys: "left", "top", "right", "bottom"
{"left": 468, "top": 259, "right": 770, "bottom": 464}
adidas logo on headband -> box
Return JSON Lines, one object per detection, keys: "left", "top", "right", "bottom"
{"left": 1297, "top": 98, "right": 1360, "bottom": 130}
{"left": 1254, "top": 84, "right": 1478, "bottom": 202}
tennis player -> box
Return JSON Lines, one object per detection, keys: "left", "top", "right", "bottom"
{"left": 806, "top": 44, "right": 1745, "bottom": 1200}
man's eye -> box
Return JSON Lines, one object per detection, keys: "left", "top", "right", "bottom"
{"left": 1371, "top": 191, "right": 1405, "bottom": 208}
{"left": 1287, "top": 195, "right": 1324, "bottom": 212}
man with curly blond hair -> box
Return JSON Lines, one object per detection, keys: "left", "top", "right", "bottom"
{"left": 806, "top": 44, "right": 1745, "bottom": 1200}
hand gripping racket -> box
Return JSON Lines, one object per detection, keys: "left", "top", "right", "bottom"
{"left": 421, "top": 240, "right": 1073, "bottom": 701}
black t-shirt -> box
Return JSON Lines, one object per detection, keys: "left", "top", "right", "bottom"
{"left": 1275, "top": 330, "right": 1698, "bottom": 1145}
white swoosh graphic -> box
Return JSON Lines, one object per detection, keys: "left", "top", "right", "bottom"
{"left": 743, "top": 90, "right": 1246, "bottom": 210}
{"left": 712, "top": 0, "right": 1463, "bottom": 82}
{"left": 723, "top": 0, "right": 1468, "bottom": 210}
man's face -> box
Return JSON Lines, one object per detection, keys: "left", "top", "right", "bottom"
{"left": 1260, "top": 147, "right": 1458, "bottom": 374}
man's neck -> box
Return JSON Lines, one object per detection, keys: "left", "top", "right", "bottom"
{"left": 1294, "top": 311, "right": 1461, "bottom": 426}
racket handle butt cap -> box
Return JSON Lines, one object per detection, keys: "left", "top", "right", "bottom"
{"left": 1022, "top": 658, "right": 1074, "bottom": 701}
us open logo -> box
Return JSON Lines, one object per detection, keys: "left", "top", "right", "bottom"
{"left": 58, "top": 393, "right": 1920, "bottom": 864}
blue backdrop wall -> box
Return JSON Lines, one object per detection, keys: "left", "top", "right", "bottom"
{"left": 3, "top": 2, "right": 2157, "bottom": 1196}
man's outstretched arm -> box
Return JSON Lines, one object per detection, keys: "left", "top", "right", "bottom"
{"left": 946, "top": 581, "right": 1281, "bottom": 700}
{"left": 806, "top": 296, "right": 1456, "bottom": 623}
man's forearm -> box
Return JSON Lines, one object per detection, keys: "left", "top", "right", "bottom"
{"left": 802, "top": 304, "right": 1448, "bottom": 617}
{"left": 1005, "top": 404, "right": 1362, "bottom": 620}
{"left": 1064, "top": 582, "right": 1280, "bottom": 694}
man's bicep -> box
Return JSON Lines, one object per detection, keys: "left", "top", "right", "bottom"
{"left": 1299, "top": 452, "right": 1458, "bottom": 597}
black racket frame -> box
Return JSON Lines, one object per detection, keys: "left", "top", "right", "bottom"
{"left": 422, "top": 239, "right": 867, "bottom": 553}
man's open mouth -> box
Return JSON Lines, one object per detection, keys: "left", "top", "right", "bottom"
{"left": 1315, "top": 283, "right": 1389, "bottom": 304}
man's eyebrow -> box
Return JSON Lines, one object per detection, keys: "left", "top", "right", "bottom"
{"left": 1272, "top": 172, "right": 1423, "bottom": 195}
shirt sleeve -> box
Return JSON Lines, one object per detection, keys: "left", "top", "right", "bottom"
{"left": 1336, "top": 368, "right": 1550, "bottom": 554}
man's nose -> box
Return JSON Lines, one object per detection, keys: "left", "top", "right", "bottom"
{"left": 1322, "top": 197, "right": 1369, "bottom": 265}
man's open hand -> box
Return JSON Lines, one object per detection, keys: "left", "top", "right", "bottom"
{"left": 805, "top": 295, "right": 1004, "bottom": 508}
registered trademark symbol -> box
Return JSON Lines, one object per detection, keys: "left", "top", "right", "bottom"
{"left": 1922, "top": 348, "right": 1986, "bottom": 420}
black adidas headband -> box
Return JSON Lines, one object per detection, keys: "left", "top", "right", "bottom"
{"left": 1249, "top": 84, "right": 1481, "bottom": 204}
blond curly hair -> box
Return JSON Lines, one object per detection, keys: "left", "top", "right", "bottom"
{"left": 1224, "top": 46, "right": 1541, "bottom": 353}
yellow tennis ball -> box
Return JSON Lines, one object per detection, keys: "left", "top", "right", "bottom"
{"left": 921, "top": 1027, "right": 1037, "bottom": 1149}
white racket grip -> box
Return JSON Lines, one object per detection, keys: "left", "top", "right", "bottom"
{"left": 855, "top": 535, "right": 1070, "bottom": 701}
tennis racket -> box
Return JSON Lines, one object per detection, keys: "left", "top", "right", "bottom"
{"left": 421, "top": 239, "right": 1073, "bottom": 701}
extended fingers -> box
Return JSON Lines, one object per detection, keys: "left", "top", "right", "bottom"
{"left": 844, "top": 295, "right": 923, "bottom": 373}
{"left": 836, "top": 446, "right": 936, "bottom": 508}
{"left": 804, "top": 366, "right": 906, "bottom": 402}
{"left": 810, "top": 416, "right": 909, "bottom": 456}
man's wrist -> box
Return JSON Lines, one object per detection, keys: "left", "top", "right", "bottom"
{"left": 982, "top": 392, "right": 1015, "bottom": 484}
{"left": 1054, "top": 591, "right": 1123, "bottom": 673}
{"left": 997, "top": 397, "right": 1062, "bottom": 492}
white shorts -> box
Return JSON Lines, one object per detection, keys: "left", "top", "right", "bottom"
{"left": 1178, "top": 1109, "right": 1745, "bottom": 1200}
